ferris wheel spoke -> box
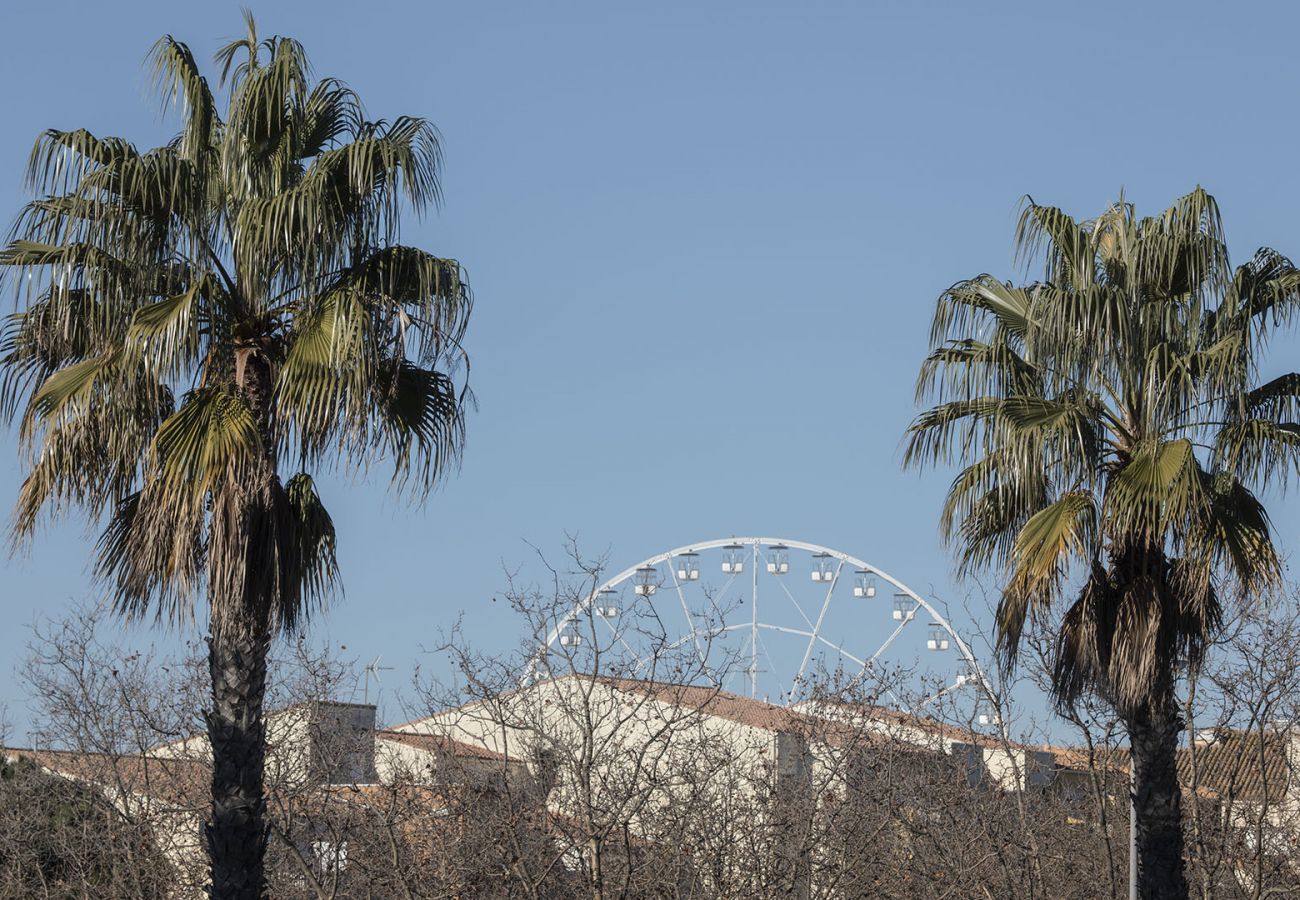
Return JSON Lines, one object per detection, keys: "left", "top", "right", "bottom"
{"left": 916, "top": 676, "right": 970, "bottom": 711}
{"left": 625, "top": 615, "right": 700, "bottom": 678}
{"left": 774, "top": 582, "right": 816, "bottom": 632}
{"left": 804, "top": 635, "right": 907, "bottom": 708}
{"left": 595, "top": 606, "right": 644, "bottom": 664}
{"left": 869, "top": 600, "right": 921, "bottom": 664}
{"left": 728, "top": 622, "right": 809, "bottom": 693}
{"left": 651, "top": 628, "right": 719, "bottom": 664}
{"left": 665, "top": 558, "right": 706, "bottom": 669}
{"left": 709, "top": 571, "right": 740, "bottom": 619}
{"left": 753, "top": 623, "right": 813, "bottom": 639}
{"left": 793, "top": 558, "right": 844, "bottom": 696}
{"left": 769, "top": 577, "right": 811, "bottom": 632}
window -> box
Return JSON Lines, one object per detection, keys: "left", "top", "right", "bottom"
{"left": 311, "top": 839, "right": 348, "bottom": 874}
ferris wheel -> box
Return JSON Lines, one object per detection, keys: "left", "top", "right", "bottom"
{"left": 531, "top": 537, "right": 995, "bottom": 722}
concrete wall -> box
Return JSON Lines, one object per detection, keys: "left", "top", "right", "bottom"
{"left": 149, "top": 701, "right": 377, "bottom": 787}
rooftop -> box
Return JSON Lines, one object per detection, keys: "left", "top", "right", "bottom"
{"left": 1047, "top": 728, "right": 1296, "bottom": 806}
{"left": 376, "top": 729, "right": 516, "bottom": 763}
{"left": 3, "top": 746, "right": 210, "bottom": 808}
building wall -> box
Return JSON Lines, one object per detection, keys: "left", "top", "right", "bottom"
{"left": 373, "top": 737, "right": 528, "bottom": 787}
{"left": 796, "top": 700, "right": 1062, "bottom": 793}
{"left": 400, "top": 678, "right": 813, "bottom": 825}
{"left": 149, "top": 701, "right": 377, "bottom": 787}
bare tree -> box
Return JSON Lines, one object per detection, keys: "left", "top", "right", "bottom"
{"left": 7, "top": 576, "right": 1300, "bottom": 899}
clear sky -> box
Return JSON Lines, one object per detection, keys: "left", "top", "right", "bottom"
{"left": 2, "top": 1, "right": 1298, "bottom": 738}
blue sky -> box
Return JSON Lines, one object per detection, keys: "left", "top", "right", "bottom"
{"left": 2, "top": 1, "right": 1298, "bottom": 737}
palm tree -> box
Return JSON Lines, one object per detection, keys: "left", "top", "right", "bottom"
{"left": 905, "top": 188, "right": 1299, "bottom": 899}
{"left": 0, "top": 15, "right": 471, "bottom": 898}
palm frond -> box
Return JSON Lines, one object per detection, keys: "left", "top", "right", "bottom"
{"left": 98, "top": 488, "right": 206, "bottom": 627}
{"left": 929, "top": 275, "right": 1031, "bottom": 348}
{"left": 1103, "top": 439, "right": 1205, "bottom": 545}
{"left": 273, "top": 472, "right": 338, "bottom": 632}
{"left": 25, "top": 129, "right": 138, "bottom": 197}
{"left": 149, "top": 37, "right": 219, "bottom": 163}
{"left": 997, "top": 491, "right": 1097, "bottom": 672}
{"left": 148, "top": 387, "right": 262, "bottom": 504}
{"left": 1185, "top": 474, "right": 1279, "bottom": 598}
{"left": 1214, "top": 418, "right": 1300, "bottom": 489}
{"left": 1052, "top": 566, "right": 1113, "bottom": 709}
{"left": 20, "top": 351, "right": 127, "bottom": 440}
{"left": 374, "top": 359, "right": 467, "bottom": 495}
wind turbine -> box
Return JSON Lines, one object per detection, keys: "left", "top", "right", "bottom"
{"left": 362, "top": 655, "right": 393, "bottom": 705}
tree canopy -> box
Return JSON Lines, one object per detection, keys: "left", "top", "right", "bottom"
{"left": 0, "top": 12, "right": 472, "bottom": 635}
{"left": 906, "top": 187, "right": 1300, "bottom": 714}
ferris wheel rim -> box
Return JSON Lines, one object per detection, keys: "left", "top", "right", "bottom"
{"left": 529, "top": 536, "right": 992, "bottom": 703}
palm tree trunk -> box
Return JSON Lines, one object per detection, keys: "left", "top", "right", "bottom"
{"left": 197, "top": 335, "right": 279, "bottom": 894}
{"left": 206, "top": 625, "right": 271, "bottom": 899}
{"left": 1127, "top": 704, "right": 1188, "bottom": 900}
{"left": 205, "top": 347, "right": 278, "bottom": 899}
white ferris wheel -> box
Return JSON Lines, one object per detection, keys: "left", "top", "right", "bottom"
{"left": 534, "top": 537, "right": 996, "bottom": 724}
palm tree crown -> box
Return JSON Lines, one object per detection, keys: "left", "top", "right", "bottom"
{"left": 906, "top": 188, "right": 1299, "bottom": 715}
{"left": 1, "top": 14, "right": 471, "bottom": 636}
